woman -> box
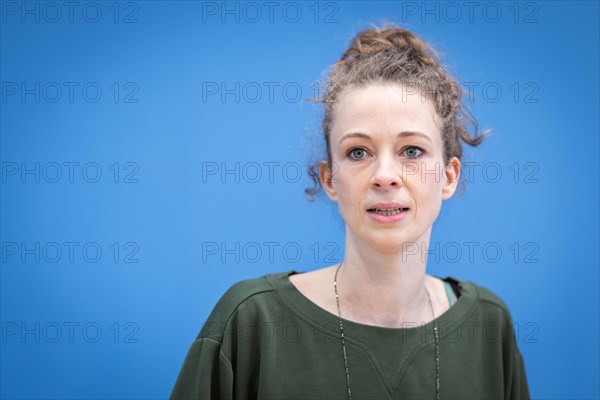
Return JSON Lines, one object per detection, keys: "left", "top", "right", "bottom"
{"left": 170, "top": 24, "right": 531, "bottom": 399}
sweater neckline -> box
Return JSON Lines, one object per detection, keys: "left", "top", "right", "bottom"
{"left": 271, "top": 269, "right": 478, "bottom": 339}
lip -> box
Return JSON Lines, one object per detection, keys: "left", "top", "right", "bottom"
{"left": 366, "top": 202, "right": 410, "bottom": 224}
{"left": 367, "top": 208, "right": 409, "bottom": 224}
{"left": 366, "top": 202, "right": 410, "bottom": 211}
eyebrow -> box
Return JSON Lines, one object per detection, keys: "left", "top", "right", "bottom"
{"left": 338, "top": 131, "right": 432, "bottom": 145}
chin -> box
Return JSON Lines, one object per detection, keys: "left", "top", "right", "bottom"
{"left": 365, "top": 236, "right": 412, "bottom": 254}
{"left": 372, "top": 228, "right": 428, "bottom": 249}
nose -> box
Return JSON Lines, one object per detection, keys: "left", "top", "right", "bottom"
{"left": 370, "top": 154, "right": 405, "bottom": 190}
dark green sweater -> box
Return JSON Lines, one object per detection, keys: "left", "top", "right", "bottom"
{"left": 171, "top": 270, "right": 530, "bottom": 399}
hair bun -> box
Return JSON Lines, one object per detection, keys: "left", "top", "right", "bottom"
{"left": 340, "top": 26, "right": 438, "bottom": 67}
{"left": 304, "top": 22, "right": 490, "bottom": 202}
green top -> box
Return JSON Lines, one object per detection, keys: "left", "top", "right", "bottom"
{"left": 171, "top": 270, "right": 530, "bottom": 399}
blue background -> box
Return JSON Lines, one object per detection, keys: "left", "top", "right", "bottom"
{"left": 1, "top": 1, "right": 598, "bottom": 399}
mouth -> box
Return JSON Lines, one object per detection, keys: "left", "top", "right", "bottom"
{"left": 367, "top": 207, "right": 410, "bottom": 216}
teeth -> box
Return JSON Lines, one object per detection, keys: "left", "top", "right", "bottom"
{"left": 371, "top": 208, "right": 406, "bottom": 216}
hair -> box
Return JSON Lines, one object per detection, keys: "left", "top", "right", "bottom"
{"left": 304, "top": 22, "right": 491, "bottom": 202}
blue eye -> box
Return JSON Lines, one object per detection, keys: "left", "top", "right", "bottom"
{"left": 346, "top": 146, "right": 425, "bottom": 161}
{"left": 347, "top": 147, "right": 368, "bottom": 160}
{"left": 404, "top": 146, "right": 424, "bottom": 158}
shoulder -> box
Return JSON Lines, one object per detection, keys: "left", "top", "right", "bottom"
{"left": 452, "top": 276, "right": 517, "bottom": 325}
{"left": 217, "top": 272, "right": 278, "bottom": 308}
{"left": 197, "top": 271, "right": 286, "bottom": 342}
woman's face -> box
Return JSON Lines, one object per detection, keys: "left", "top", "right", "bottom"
{"left": 320, "top": 83, "right": 461, "bottom": 253}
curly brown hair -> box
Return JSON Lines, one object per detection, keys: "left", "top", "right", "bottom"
{"left": 304, "top": 23, "right": 491, "bottom": 202}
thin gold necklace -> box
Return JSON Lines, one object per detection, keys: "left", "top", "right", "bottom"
{"left": 333, "top": 262, "right": 440, "bottom": 400}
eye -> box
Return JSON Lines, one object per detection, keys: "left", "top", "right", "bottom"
{"left": 346, "top": 147, "right": 369, "bottom": 160}
{"left": 403, "top": 146, "right": 425, "bottom": 158}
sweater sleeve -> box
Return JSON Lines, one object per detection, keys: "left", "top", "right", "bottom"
{"left": 170, "top": 337, "right": 234, "bottom": 400}
{"left": 509, "top": 348, "right": 531, "bottom": 399}
{"left": 501, "top": 305, "right": 531, "bottom": 400}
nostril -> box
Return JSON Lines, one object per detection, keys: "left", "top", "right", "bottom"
{"left": 372, "top": 180, "right": 401, "bottom": 187}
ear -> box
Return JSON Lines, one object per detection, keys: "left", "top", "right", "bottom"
{"left": 442, "top": 157, "right": 461, "bottom": 200}
{"left": 318, "top": 161, "right": 338, "bottom": 202}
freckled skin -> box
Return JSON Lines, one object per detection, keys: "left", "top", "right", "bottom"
{"left": 287, "top": 83, "right": 463, "bottom": 327}
{"left": 320, "top": 83, "right": 461, "bottom": 254}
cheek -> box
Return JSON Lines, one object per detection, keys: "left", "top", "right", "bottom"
{"left": 334, "top": 171, "right": 366, "bottom": 219}
{"left": 412, "top": 161, "right": 447, "bottom": 189}
{"left": 406, "top": 164, "right": 446, "bottom": 211}
{"left": 338, "top": 175, "right": 359, "bottom": 201}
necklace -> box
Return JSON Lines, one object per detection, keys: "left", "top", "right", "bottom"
{"left": 333, "top": 262, "right": 440, "bottom": 400}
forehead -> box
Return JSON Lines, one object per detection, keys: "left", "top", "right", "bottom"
{"left": 331, "top": 83, "right": 442, "bottom": 143}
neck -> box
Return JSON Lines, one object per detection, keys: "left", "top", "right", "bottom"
{"left": 336, "top": 227, "right": 434, "bottom": 328}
